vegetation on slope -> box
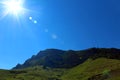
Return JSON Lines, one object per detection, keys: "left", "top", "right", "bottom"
{"left": 0, "top": 58, "right": 120, "bottom": 80}
{"left": 62, "top": 58, "right": 120, "bottom": 80}
{"left": 0, "top": 66, "right": 67, "bottom": 80}
{"left": 0, "top": 48, "right": 120, "bottom": 80}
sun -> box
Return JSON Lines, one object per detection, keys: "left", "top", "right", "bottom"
{"left": 1, "top": 0, "right": 25, "bottom": 17}
{"left": 4, "top": 0, "right": 23, "bottom": 15}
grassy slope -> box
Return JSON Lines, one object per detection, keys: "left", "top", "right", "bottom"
{"left": 62, "top": 58, "right": 120, "bottom": 80}
{"left": 0, "top": 58, "right": 120, "bottom": 80}
{"left": 0, "top": 66, "right": 66, "bottom": 80}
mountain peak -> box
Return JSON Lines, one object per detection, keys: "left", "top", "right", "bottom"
{"left": 13, "top": 48, "right": 120, "bottom": 69}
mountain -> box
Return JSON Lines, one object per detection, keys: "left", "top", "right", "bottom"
{"left": 0, "top": 48, "right": 120, "bottom": 80}
{"left": 13, "top": 49, "right": 82, "bottom": 69}
{"left": 13, "top": 48, "right": 120, "bottom": 69}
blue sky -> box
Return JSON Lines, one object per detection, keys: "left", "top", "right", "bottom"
{"left": 0, "top": 0, "right": 120, "bottom": 69}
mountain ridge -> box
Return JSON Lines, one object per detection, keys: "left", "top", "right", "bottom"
{"left": 0, "top": 48, "right": 120, "bottom": 80}
{"left": 13, "top": 48, "right": 120, "bottom": 69}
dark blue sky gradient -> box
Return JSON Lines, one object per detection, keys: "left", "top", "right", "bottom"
{"left": 0, "top": 0, "right": 120, "bottom": 69}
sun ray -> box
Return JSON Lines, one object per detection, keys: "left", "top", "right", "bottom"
{"left": 0, "top": 0, "right": 26, "bottom": 18}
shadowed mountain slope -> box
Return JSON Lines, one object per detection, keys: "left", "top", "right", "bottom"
{"left": 13, "top": 48, "right": 120, "bottom": 69}
{"left": 0, "top": 48, "right": 120, "bottom": 80}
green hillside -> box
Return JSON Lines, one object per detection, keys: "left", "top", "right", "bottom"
{"left": 0, "top": 48, "right": 120, "bottom": 80}
{"left": 62, "top": 58, "right": 120, "bottom": 80}
{"left": 0, "top": 58, "right": 120, "bottom": 80}
{"left": 0, "top": 66, "right": 66, "bottom": 80}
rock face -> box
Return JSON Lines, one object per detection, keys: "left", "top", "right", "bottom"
{"left": 13, "top": 48, "right": 120, "bottom": 69}
{"left": 13, "top": 49, "right": 82, "bottom": 69}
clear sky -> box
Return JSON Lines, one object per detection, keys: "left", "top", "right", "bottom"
{"left": 0, "top": 0, "right": 120, "bottom": 69}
